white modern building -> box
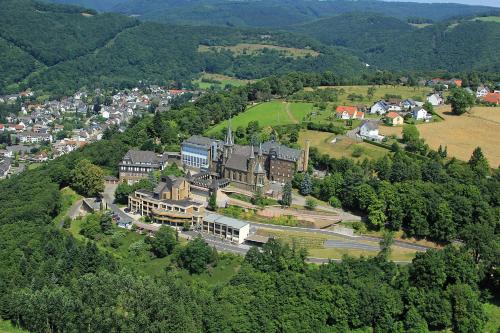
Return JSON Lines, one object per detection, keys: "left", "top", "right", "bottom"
{"left": 202, "top": 213, "right": 250, "bottom": 244}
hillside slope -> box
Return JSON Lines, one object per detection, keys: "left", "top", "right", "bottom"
{"left": 46, "top": 0, "right": 498, "bottom": 26}
{"left": 288, "top": 13, "right": 500, "bottom": 72}
{"left": 0, "top": 0, "right": 366, "bottom": 96}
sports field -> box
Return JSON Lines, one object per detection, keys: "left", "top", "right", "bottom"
{"left": 298, "top": 130, "right": 389, "bottom": 161}
{"left": 380, "top": 106, "right": 500, "bottom": 165}
{"left": 206, "top": 101, "right": 313, "bottom": 135}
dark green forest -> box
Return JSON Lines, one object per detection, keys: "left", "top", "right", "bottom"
{"left": 47, "top": 0, "right": 498, "bottom": 26}
{"left": 0, "top": 76, "right": 498, "bottom": 332}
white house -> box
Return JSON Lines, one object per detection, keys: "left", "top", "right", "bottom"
{"left": 426, "top": 93, "right": 443, "bottom": 106}
{"left": 101, "top": 110, "right": 110, "bottom": 119}
{"left": 476, "top": 86, "right": 490, "bottom": 98}
{"left": 359, "top": 121, "right": 384, "bottom": 142}
{"left": 18, "top": 131, "right": 53, "bottom": 144}
{"left": 411, "top": 107, "right": 431, "bottom": 121}
{"left": 370, "top": 100, "right": 390, "bottom": 115}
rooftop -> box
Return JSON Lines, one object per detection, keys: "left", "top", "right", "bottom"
{"left": 204, "top": 213, "right": 249, "bottom": 229}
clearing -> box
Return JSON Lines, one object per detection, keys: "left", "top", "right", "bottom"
{"left": 198, "top": 43, "right": 320, "bottom": 58}
{"left": 298, "top": 130, "right": 389, "bottom": 161}
{"left": 256, "top": 228, "right": 420, "bottom": 261}
{"left": 304, "top": 85, "right": 433, "bottom": 106}
{"left": 379, "top": 106, "right": 500, "bottom": 165}
{"left": 473, "top": 16, "right": 500, "bottom": 23}
{"left": 193, "top": 73, "right": 254, "bottom": 89}
{"left": 206, "top": 101, "right": 313, "bottom": 135}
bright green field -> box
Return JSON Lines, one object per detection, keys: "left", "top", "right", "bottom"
{"left": 193, "top": 73, "right": 253, "bottom": 89}
{"left": 474, "top": 16, "right": 500, "bottom": 23}
{"left": 206, "top": 101, "right": 313, "bottom": 135}
{"left": 0, "top": 320, "right": 27, "bottom": 333}
{"left": 484, "top": 302, "right": 500, "bottom": 333}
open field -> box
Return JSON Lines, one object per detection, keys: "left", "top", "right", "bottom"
{"left": 206, "top": 101, "right": 313, "bottom": 135}
{"left": 0, "top": 320, "right": 28, "bottom": 333}
{"left": 474, "top": 16, "right": 500, "bottom": 23}
{"left": 484, "top": 302, "right": 500, "bottom": 333}
{"left": 380, "top": 106, "right": 500, "bottom": 165}
{"left": 298, "top": 130, "right": 389, "bottom": 161}
{"left": 305, "top": 85, "right": 433, "bottom": 106}
{"left": 198, "top": 43, "right": 320, "bottom": 58}
{"left": 409, "top": 23, "right": 432, "bottom": 28}
{"left": 193, "top": 73, "right": 254, "bottom": 89}
{"left": 256, "top": 228, "right": 419, "bottom": 261}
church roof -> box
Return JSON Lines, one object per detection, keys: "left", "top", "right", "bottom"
{"left": 260, "top": 141, "right": 301, "bottom": 162}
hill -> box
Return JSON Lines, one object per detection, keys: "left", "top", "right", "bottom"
{"left": 45, "top": 0, "right": 498, "bottom": 27}
{"left": 0, "top": 0, "right": 366, "bottom": 96}
{"left": 287, "top": 12, "right": 500, "bottom": 72}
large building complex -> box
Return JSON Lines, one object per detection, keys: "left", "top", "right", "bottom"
{"left": 181, "top": 124, "right": 309, "bottom": 191}
{"left": 128, "top": 175, "right": 205, "bottom": 227}
{"left": 119, "top": 150, "right": 168, "bottom": 184}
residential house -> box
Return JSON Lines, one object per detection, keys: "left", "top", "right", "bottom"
{"left": 482, "top": 92, "right": 500, "bottom": 105}
{"left": 370, "top": 100, "right": 390, "bottom": 115}
{"left": 385, "top": 112, "right": 404, "bottom": 126}
{"left": 476, "top": 86, "right": 490, "bottom": 98}
{"left": 359, "top": 121, "right": 384, "bottom": 141}
{"left": 426, "top": 93, "right": 443, "bottom": 106}
{"left": 18, "top": 131, "right": 53, "bottom": 144}
{"left": 411, "top": 107, "right": 431, "bottom": 121}
{"left": 335, "top": 106, "right": 365, "bottom": 119}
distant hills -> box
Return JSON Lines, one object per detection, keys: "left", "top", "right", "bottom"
{"left": 45, "top": 0, "right": 499, "bottom": 27}
{"left": 0, "top": 0, "right": 366, "bottom": 96}
{"left": 287, "top": 12, "right": 500, "bottom": 72}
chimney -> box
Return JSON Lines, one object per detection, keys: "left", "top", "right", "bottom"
{"left": 303, "top": 140, "right": 310, "bottom": 172}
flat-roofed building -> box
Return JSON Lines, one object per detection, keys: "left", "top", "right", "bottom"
{"left": 202, "top": 213, "right": 250, "bottom": 244}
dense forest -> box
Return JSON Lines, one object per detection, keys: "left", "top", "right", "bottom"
{"left": 0, "top": 0, "right": 367, "bottom": 96}
{"left": 287, "top": 12, "right": 500, "bottom": 72}
{"left": 47, "top": 0, "right": 498, "bottom": 26}
{"left": 0, "top": 76, "right": 498, "bottom": 332}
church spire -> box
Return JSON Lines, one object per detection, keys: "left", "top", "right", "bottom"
{"left": 249, "top": 144, "right": 255, "bottom": 158}
{"left": 258, "top": 142, "right": 263, "bottom": 156}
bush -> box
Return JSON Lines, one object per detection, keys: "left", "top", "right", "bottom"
{"left": 305, "top": 198, "right": 317, "bottom": 210}
{"left": 328, "top": 196, "right": 341, "bottom": 208}
{"left": 351, "top": 146, "right": 364, "bottom": 158}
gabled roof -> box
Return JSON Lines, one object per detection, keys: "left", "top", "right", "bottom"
{"left": 122, "top": 149, "right": 160, "bottom": 164}
{"left": 386, "top": 112, "right": 401, "bottom": 119}
{"left": 361, "top": 121, "right": 378, "bottom": 131}
{"left": 183, "top": 135, "right": 216, "bottom": 149}
{"left": 483, "top": 92, "right": 500, "bottom": 104}
{"left": 336, "top": 105, "right": 357, "bottom": 114}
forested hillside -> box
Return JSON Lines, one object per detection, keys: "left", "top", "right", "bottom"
{"left": 0, "top": 0, "right": 366, "bottom": 96}
{"left": 46, "top": 0, "right": 498, "bottom": 26}
{"left": 288, "top": 13, "right": 500, "bottom": 72}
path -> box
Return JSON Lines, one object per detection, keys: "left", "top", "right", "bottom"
{"left": 58, "top": 199, "right": 83, "bottom": 228}
{"left": 284, "top": 102, "right": 299, "bottom": 124}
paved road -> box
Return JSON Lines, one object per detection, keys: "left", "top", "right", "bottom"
{"left": 250, "top": 221, "right": 431, "bottom": 251}
{"left": 58, "top": 199, "right": 83, "bottom": 228}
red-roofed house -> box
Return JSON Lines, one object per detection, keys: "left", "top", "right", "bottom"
{"left": 336, "top": 106, "right": 365, "bottom": 120}
{"left": 482, "top": 93, "right": 500, "bottom": 105}
{"left": 0, "top": 124, "right": 4, "bottom": 131}
{"left": 385, "top": 112, "right": 404, "bottom": 126}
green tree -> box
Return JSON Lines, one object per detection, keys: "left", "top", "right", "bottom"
{"left": 100, "top": 214, "right": 113, "bottom": 235}
{"left": 299, "top": 173, "right": 313, "bottom": 196}
{"left": 447, "top": 284, "right": 486, "bottom": 333}
{"left": 208, "top": 191, "right": 217, "bottom": 211}
{"left": 281, "top": 182, "right": 292, "bottom": 207}
{"left": 71, "top": 159, "right": 104, "bottom": 197}
{"left": 148, "top": 226, "right": 178, "bottom": 258}
{"left": 378, "top": 230, "right": 394, "bottom": 261}
{"left": 447, "top": 88, "right": 474, "bottom": 115}
{"left": 177, "top": 236, "right": 217, "bottom": 274}
{"left": 468, "top": 147, "right": 489, "bottom": 178}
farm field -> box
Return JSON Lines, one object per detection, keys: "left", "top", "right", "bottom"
{"left": 193, "top": 73, "right": 253, "bottom": 89}
{"left": 298, "top": 130, "right": 389, "bottom": 161}
{"left": 380, "top": 106, "right": 500, "bottom": 166}
{"left": 474, "top": 16, "right": 500, "bottom": 23}
{"left": 198, "top": 43, "right": 320, "bottom": 58}
{"left": 206, "top": 101, "right": 313, "bottom": 135}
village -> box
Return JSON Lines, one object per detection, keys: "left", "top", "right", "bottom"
{"left": 0, "top": 86, "right": 196, "bottom": 179}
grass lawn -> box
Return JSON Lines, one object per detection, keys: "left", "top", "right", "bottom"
{"left": 0, "top": 320, "right": 28, "bottom": 333}
{"left": 198, "top": 43, "right": 319, "bottom": 58}
{"left": 298, "top": 130, "right": 389, "bottom": 161}
{"left": 176, "top": 254, "right": 242, "bottom": 286}
{"left": 206, "top": 101, "right": 313, "bottom": 135}
{"left": 474, "top": 16, "right": 500, "bottom": 23}
{"left": 53, "top": 187, "right": 82, "bottom": 227}
{"left": 484, "top": 302, "right": 500, "bottom": 333}
{"left": 193, "top": 73, "right": 253, "bottom": 89}
{"left": 256, "top": 228, "right": 419, "bottom": 261}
